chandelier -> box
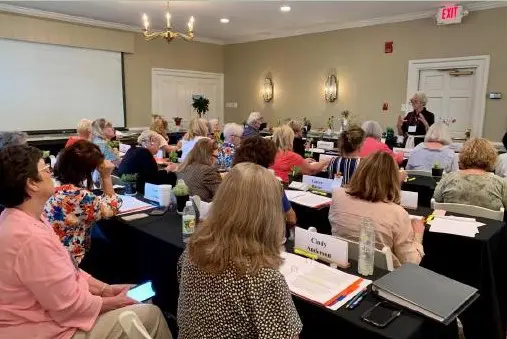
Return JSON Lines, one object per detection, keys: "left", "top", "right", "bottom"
{"left": 141, "top": 2, "right": 195, "bottom": 43}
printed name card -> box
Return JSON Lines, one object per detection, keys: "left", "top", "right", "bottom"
{"left": 295, "top": 227, "right": 349, "bottom": 267}
{"left": 144, "top": 183, "right": 161, "bottom": 203}
{"left": 119, "top": 143, "right": 131, "bottom": 153}
{"left": 317, "top": 140, "right": 335, "bottom": 150}
{"left": 400, "top": 190, "right": 418, "bottom": 209}
{"left": 302, "top": 175, "right": 342, "bottom": 193}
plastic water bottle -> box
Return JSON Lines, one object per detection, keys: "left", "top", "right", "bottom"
{"left": 358, "top": 217, "right": 375, "bottom": 276}
{"left": 182, "top": 201, "right": 196, "bottom": 243}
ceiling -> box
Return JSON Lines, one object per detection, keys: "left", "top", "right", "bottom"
{"left": 0, "top": 1, "right": 503, "bottom": 44}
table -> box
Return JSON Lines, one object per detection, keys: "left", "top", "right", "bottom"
{"left": 288, "top": 201, "right": 507, "bottom": 339}
{"left": 401, "top": 175, "right": 438, "bottom": 208}
{"left": 98, "top": 212, "right": 457, "bottom": 339}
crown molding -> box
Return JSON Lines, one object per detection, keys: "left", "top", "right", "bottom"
{"left": 225, "top": 1, "right": 507, "bottom": 44}
{"left": 0, "top": 4, "right": 225, "bottom": 45}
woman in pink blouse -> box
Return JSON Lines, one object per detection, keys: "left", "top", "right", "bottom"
{"left": 44, "top": 140, "right": 121, "bottom": 265}
{"left": 0, "top": 145, "right": 171, "bottom": 339}
{"left": 359, "top": 121, "right": 404, "bottom": 164}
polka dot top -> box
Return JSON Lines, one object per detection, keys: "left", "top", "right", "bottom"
{"left": 177, "top": 250, "right": 302, "bottom": 339}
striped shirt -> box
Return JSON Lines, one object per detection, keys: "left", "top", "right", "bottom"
{"left": 328, "top": 157, "right": 361, "bottom": 186}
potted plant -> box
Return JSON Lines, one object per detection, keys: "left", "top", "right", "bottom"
{"left": 340, "top": 110, "right": 350, "bottom": 132}
{"left": 288, "top": 166, "right": 302, "bottom": 184}
{"left": 432, "top": 162, "right": 444, "bottom": 179}
{"left": 173, "top": 117, "right": 182, "bottom": 126}
{"left": 385, "top": 127, "right": 397, "bottom": 149}
{"left": 172, "top": 179, "right": 189, "bottom": 212}
{"left": 120, "top": 173, "right": 138, "bottom": 196}
{"left": 326, "top": 116, "right": 335, "bottom": 134}
{"left": 192, "top": 96, "right": 210, "bottom": 118}
{"left": 169, "top": 151, "right": 179, "bottom": 163}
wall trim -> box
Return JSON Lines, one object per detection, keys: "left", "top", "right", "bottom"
{"left": 406, "top": 55, "right": 490, "bottom": 138}
{"left": 1, "top": 2, "right": 506, "bottom": 45}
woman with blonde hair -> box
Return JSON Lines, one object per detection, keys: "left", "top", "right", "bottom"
{"left": 270, "top": 125, "right": 329, "bottom": 183}
{"left": 329, "top": 152, "right": 425, "bottom": 267}
{"left": 150, "top": 117, "right": 178, "bottom": 154}
{"left": 434, "top": 138, "right": 507, "bottom": 210}
{"left": 91, "top": 118, "right": 120, "bottom": 165}
{"left": 66, "top": 119, "right": 93, "bottom": 148}
{"left": 288, "top": 120, "right": 306, "bottom": 157}
{"left": 178, "top": 162, "right": 302, "bottom": 338}
{"left": 179, "top": 118, "right": 209, "bottom": 161}
{"left": 177, "top": 138, "right": 221, "bottom": 202}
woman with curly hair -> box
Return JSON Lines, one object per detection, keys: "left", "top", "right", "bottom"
{"left": 434, "top": 138, "right": 507, "bottom": 210}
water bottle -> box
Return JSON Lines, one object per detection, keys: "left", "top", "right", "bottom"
{"left": 358, "top": 217, "right": 375, "bottom": 276}
{"left": 182, "top": 201, "right": 196, "bottom": 243}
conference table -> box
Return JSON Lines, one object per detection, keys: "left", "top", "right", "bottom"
{"left": 98, "top": 212, "right": 458, "bottom": 339}
{"left": 290, "top": 201, "right": 507, "bottom": 339}
{"left": 401, "top": 175, "right": 438, "bottom": 208}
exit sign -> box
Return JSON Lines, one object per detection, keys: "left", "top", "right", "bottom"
{"left": 436, "top": 5, "right": 466, "bottom": 25}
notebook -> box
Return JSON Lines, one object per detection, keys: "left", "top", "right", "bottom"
{"left": 372, "top": 263, "right": 478, "bottom": 324}
{"left": 284, "top": 190, "right": 332, "bottom": 208}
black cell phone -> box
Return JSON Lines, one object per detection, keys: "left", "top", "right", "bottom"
{"left": 361, "top": 301, "right": 402, "bottom": 328}
{"left": 149, "top": 206, "right": 168, "bottom": 216}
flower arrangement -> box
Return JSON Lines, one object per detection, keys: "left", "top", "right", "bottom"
{"left": 441, "top": 117, "right": 456, "bottom": 126}
{"left": 173, "top": 117, "right": 182, "bottom": 126}
{"left": 107, "top": 140, "right": 120, "bottom": 150}
{"left": 169, "top": 151, "right": 179, "bottom": 163}
{"left": 341, "top": 110, "right": 350, "bottom": 119}
{"left": 327, "top": 116, "right": 335, "bottom": 130}
{"left": 192, "top": 96, "right": 210, "bottom": 118}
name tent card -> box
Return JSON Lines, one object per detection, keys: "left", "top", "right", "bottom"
{"left": 295, "top": 227, "right": 349, "bottom": 268}
{"left": 302, "top": 175, "right": 342, "bottom": 193}
{"left": 400, "top": 190, "right": 418, "bottom": 209}
{"left": 317, "top": 140, "right": 335, "bottom": 150}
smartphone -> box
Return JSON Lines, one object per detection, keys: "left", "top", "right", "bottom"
{"left": 127, "top": 281, "right": 155, "bottom": 302}
{"left": 361, "top": 301, "right": 402, "bottom": 328}
{"left": 149, "top": 207, "right": 168, "bottom": 216}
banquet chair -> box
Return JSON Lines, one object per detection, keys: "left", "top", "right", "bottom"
{"left": 333, "top": 236, "right": 394, "bottom": 271}
{"left": 118, "top": 310, "right": 152, "bottom": 339}
{"left": 405, "top": 170, "right": 433, "bottom": 177}
{"left": 431, "top": 198, "right": 505, "bottom": 221}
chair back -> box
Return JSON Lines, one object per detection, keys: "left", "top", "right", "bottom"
{"left": 431, "top": 198, "right": 505, "bottom": 221}
{"left": 405, "top": 170, "right": 433, "bottom": 177}
{"left": 334, "top": 236, "right": 394, "bottom": 271}
{"left": 118, "top": 310, "right": 152, "bottom": 339}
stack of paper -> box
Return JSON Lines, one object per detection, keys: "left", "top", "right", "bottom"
{"left": 118, "top": 195, "right": 156, "bottom": 215}
{"left": 429, "top": 216, "right": 485, "bottom": 238}
{"left": 284, "top": 190, "right": 331, "bottom": 208}
{"left": 280, "top": 252, "right": 371, "bottom": 310}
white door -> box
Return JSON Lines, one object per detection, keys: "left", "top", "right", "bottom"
{"left": 418, "top": 68, "right": 476, "bottom": 138}
{"left": 152, "top": 69, "right": 224, "bottom": 127}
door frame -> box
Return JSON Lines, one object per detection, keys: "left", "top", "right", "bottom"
{"left": 151, "top": 68, "right": 224, "bottom": 122}
{"left": 406, "top": 55, "right": 490, "bottom": 138}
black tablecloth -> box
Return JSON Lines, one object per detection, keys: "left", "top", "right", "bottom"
{"left": 98, "top": 213, "right": 456, "bottom": 339}
{"left": 401, "top": 176, "right": 438, "bottom": 208}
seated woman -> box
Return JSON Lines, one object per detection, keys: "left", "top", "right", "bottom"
{"left": 288, "top": 120, "right": 306, "bottom": 158}
{"left": 0, "top": 145, "right": 171, "bottom": 339}
{"left": 0, "top": 131, "right": 27, "bottom": 149}
{"left": 208, "top": 119, "right": 223, "bottom": 143}
{"left": 271, "top": 125, "right": 329, "bottom": 183}
{"left": 44, "top": 140, "right": 121, "bottom": 264}
{"left": 233, "top": 136, "right": 297, "bottom": 225}
{"left": 117, "top": 131, "right": 177, "bottom": 194}
{"left": 91, "top": 118, "right": 120, "bottom": 166}
{"left": 328, "top": 125, "right": 365, "bottom": 185}
{"left": 179, "top": 118, "right": 209, "bottom": 161}
{"left": 178, "top": 162, "right": 302, "bottom": 338}
{"left": 329, "top": 152, "right": 425, "bottom": 267}
{"left": 359, "top": 120, "right": 403, "bottom": 164}
{"left": 406, "top": 122, "right": 458, "bottom": 172}
{"left": 434, "top": 138, "right": 507, "bottom": 210}
{"left": 150, "top": 116, "right": 178, "bottom": 155}
{"left": 66, "top": 119, "right": 92, "bottom": 148}
{"left": 177, "top": 138, "right": 222, "bottom": 202}
{"left": 216, "top": 123, "right": 243, "bottom": 170}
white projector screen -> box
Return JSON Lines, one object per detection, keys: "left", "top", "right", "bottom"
{"left": 0, "top": 39, "right": 125, "bottom": 131}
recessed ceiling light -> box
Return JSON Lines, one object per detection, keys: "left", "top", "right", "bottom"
{"left": 280, "top": 5, "right": 291, "bottom": 12}
{"left": 220, "top": 18, "right": 230, "bottom": 23}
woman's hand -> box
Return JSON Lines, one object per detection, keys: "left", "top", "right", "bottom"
{"left": 98, "top": 160, "right": 115, "bottom": 177}
{"left": 411, "top": 219, "right": 425, "bottom": 234}
{"left": 166, "top": 163, "right": 179, "bottom": 172}
{"left": 418, "top": 114, "right": 429, "bottom": 130}
{"left": 100, "top": 294, "right": 137, "bottom": 314}
{"left": 102, "top": 284, "right": 134, "bottom": 297}
{"left": 305, "top": 158, "right": 315, "bottom": 164}
{"left": 398, "top": 169, "right": 408, "bottom": 183}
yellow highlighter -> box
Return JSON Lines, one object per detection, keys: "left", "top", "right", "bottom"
{"left": 294, "top": 248, "right": 318, "bottom": 260}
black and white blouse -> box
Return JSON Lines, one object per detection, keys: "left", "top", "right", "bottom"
{"left": 177, "top": 251, "right": 302, "bottom": 339}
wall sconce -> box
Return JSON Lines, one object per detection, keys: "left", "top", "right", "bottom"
{"left": 324, "top": 74, "right": 338, "bottom": 102}
{"left": 263, "top": 77, "right": 274, "bottom": 102}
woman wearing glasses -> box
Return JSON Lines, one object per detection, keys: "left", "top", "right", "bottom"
{"left": 216, "top": 123, "right": 244, "bottom": 170}
{"left": 397, "top": 92, "right": 435, "bottom": 138}
{"left": 177, "top": 138, "right": 222, "bottom": 202}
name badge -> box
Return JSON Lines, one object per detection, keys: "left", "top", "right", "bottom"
{"left": 408, "top": 125, "right": 417, "bottom": 133}
{"left": 295, "top": 227, "right": 349, "bottom": 267}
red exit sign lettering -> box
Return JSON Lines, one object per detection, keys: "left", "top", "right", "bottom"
{"left": 436, "top": 5, "right": 464, "bottom": 25}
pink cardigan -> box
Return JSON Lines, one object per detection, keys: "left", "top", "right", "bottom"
{"left": 0, "top": 208, "right": 102, "bottom": 339}
{"left": 359, "top": 137, "right": 404, "bottom": 164}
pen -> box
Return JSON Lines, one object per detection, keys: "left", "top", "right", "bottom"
{"left": 325, "top": 278, "right": 363, "bottom": 307}
{"left": 294, "top": 248, "right": 318, "bottom": 260}
{"left": 348, "top": 290, "right": 368, "bottom": 310}
{"left": 345, "top": 288, "right": 367, "bottom": 308}
{"left": 407, "top": 177, "right": 416, "bottom": 182}
{"left": 310, "top": 190, "right": 327, "bottom": 196}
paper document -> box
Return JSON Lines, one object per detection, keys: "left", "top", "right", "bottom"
{"left": 401, "top": 190, "right": 418, "bottom": 209}
{"left": 284, "top": 190, "right": 307, "bottom": 200}
{"left": 280, "top": 252, "right": 371, "bottom": 310}
{"left": 118, "top": 195, "right": 156, "bottom": 215}
{"left": 429, "top": 217, "right": 485, "bottom": 238}
{"left": 285, "top": 190, "right": 331, "bottom": 208}
{"left": 198, "top": 201, "right": 212, "bottom": 220}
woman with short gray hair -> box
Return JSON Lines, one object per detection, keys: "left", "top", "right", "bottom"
{"left": 0, "top": 131, "right": 27, "bottom": 150}
{"left": 359, "top": 121, "right": 403, "bottom": 164}
{"left": 406, "top": 122, "right": 458, "bottom": 172}
{"left": 397, "top": 91, "right": 435, "bottom": 140}
{"left": 217, "top": 123, "right": 244, "bottom": 169}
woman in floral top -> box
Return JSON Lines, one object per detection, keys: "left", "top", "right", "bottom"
{"left": 44, "top": 140, "right": 121, "bottom": 264}
{"left": 216, "top": 123, "right": 243, "bottom": 170}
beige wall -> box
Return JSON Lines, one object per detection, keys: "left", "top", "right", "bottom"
{"left": 224, "top": 8, "right": 507, "bottom": 140}
{"left": 0, "top": 12, "right": 224, "bottom": 128}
